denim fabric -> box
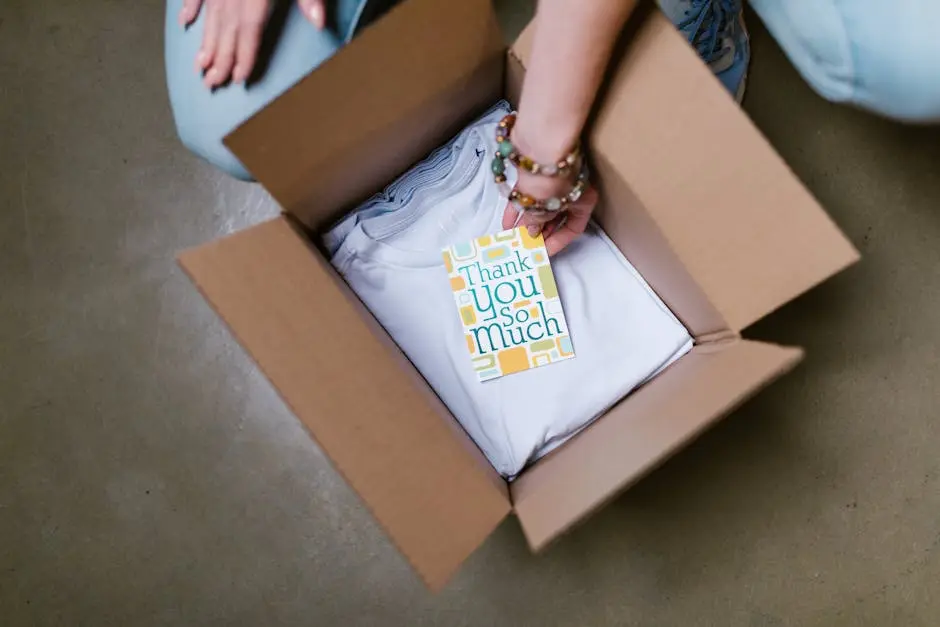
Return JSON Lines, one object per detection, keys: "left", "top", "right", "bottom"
{"left": 164, "top": 0, "right": 394, "bottom": 179}
{"left": 751, "top": 0, "right": 940, "bottom": 121}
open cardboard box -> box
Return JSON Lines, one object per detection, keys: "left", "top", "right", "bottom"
{"left": 178, "top": 0, "right": 859, "bottom": 590}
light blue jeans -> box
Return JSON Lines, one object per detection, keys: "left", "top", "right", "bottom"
{"left": 749, "top": 0, "right": 940, "bottom": 123}
{"left": 164, "top": 0, "right": 383, "bottom": 180}
{"left": 165, "top": 0, "right": 940, "bottom": 180}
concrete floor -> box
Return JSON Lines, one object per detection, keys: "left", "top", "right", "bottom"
{"left": 2, "top": 0, "right": 940, "bottom": 625}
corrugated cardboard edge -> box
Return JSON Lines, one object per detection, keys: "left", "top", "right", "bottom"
{"left": 512, "top": 9, "right": 860, "bottom": 332}
{"left": 178, "top": 217, "right": 511, "bottom": 590}
{"left": 511, "top": 340, "right": 803, "bottom": 550}
{"left": 224, "top": 0, "right": 505, "bottom": 232}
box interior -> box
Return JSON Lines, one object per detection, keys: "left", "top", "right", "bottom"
{"left": 179, "top": 0, "right": 859, "bottom": 590}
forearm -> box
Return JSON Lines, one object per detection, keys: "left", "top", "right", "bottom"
{"left": 514, "top": 0, "right": 639, "bottom": 162}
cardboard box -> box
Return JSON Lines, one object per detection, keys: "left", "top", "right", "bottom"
{"left": 178, "top": 0, "right": 859, "bottom": 590}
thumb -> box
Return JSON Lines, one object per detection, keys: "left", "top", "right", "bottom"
{"left": 297, "top": 0, "right": 325, "bottom": 29}
{"left": 501, "top": 201, "right": 554, "bottom": 234}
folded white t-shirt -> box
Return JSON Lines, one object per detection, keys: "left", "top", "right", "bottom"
{"left": 326, "top": 103, "right": 693, "bottom": 478}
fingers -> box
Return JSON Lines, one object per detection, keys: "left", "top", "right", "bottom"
{"left": 501, "top": 186, "right": 597, "bottom": 254}
{"left": 196, "top": 0, "right": 220, "bottom": 73}
{"left": 541, "top": 213, "right": 567, "bottom": 240}
{"left": 179, "top": 0, "right": 203, "bottom": 26}
{"left": 197, "top": 0, "right": 269, "bottom": 88}
{"left": 501, "top": 201, "right": 552, "bottom": 234}
{"left": 206, "top": 13, "right": 238, "bottom": 88}
{"left": 501, "top": 201, "right": 518, "bottom": 230}
{"left": 232, "top": 13, "right": 263, "bottom": 83}
{"left": 543, "top": 188, "right": 597, "bottom": 256}
{"left": 543, "top": 217, "right": 586, "bottom": 257}
{"left": 297, "top": 0, "right": 326, "bottom": 29}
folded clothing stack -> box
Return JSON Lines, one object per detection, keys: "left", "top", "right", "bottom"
{"left": 325, "top": 102, "right": 693, "bottom": 478}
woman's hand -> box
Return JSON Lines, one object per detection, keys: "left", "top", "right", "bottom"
{"left": 501, "top": 0, "right": 637, "bottom": 254}
{"left": 499, "top": 121, "right": 597, "bottom": 257}
{"left": 179, "top": 0, "right": 326, "bottom": 88}
{"left": 501, "top": 171, "right": 598, "bottom": 257}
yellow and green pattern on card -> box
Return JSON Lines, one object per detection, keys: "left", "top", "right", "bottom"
{"left": 443, "top": 227, "right": 575, "bottom": 382}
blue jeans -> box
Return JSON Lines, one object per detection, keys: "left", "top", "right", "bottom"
{"left": 164, "top": 0, "right": 383, "bottom": 180}
{"left": 750, "top": 0, "right": 940, "bottom": 123}
{"left": 165, "top": 0, "right": 940, "bottom": 180}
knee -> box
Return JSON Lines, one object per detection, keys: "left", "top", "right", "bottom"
{"left": 854, "top": 38, "right": 940, "bottom": 123}
{"left": 809, "top": 33, "right": 940, "bottom": 123}
{"left": 164, "top": 10, "right": 253, "bottom": 180}
{"left": 752, "top": 0, "right": 940, "bottom": 122}
{"left": 170, "top": 102, "right": 254, "bottom": 180}
{"left": 776, "top": 5, "right": 940, "bottom": 122}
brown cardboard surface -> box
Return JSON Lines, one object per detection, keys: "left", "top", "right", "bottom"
{"left": 178, "top": 217, "right": 511, "bottom": 590}
{"left": 225, "top": 0, "right": 505, "bottom": 231}
{"left": 510, "top": 340, "right": 803, "bottom": 551}
{"left": 512, "top": 11, "right": 860, "bottom": 332}
{"left": 175, "top": 0, "right": 861, "bottom": 590}
{"left": 592, "top": 151, "right": 731, "bottom": 338}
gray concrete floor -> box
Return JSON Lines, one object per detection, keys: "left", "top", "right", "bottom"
{"left": 2, "top": 0, "right": 940, "bottom": 625}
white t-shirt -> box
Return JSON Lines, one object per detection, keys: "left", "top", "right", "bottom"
{"left": 326, "top": 103, "right": 693, "bottom": 478}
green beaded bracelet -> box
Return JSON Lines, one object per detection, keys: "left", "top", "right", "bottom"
{"left": 491, "top": 112, "right": 581, "bottom": 183}
{"left": 499, "top": 162, "right": 591, "bottom": 215}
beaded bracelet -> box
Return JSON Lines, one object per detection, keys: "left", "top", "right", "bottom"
{"left": 491, "top": 112, "right": 580, "bottom": 182}
{"left": 500, "top": 162, "right": 591, "bottom": 214}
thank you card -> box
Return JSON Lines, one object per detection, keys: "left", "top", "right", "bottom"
{"left": 443, "top": 228, "right": 575, "bottom": 382}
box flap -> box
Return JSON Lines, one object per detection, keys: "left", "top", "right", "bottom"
{"left": 178, "top": 218, "right": 510, "bottom": 590}
{"left": 511, "top": 9, "right": 859, "bottom": 331}
{"left": 225, "top": 0, "right": 505, "bottom": 231}
{"left": 591, "top": 151, "right": 731, "bottom": 338}
{"left": 510, "top": 340, "right": 802, "bottom": 551}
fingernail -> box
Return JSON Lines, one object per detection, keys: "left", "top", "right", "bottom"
{"left": 309, "top": 3, "right": 325, "bottom": 29}
{"left": 527, "top": 225, "right": 541, "bottom": 237}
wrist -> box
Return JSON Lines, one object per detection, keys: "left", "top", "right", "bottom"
{"left": 493, "top": 112, "right": 590, "bottom": 215}
{"left": 514, "top": 169, "right": 572, "bottom": 200}
{"left": 512, "top": 114, "right": 582, "bottom": 166}
{"left": 510, "top": 122, "right": 582, "bottom": 200}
